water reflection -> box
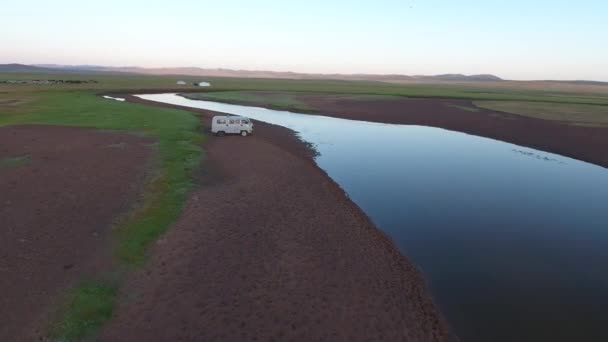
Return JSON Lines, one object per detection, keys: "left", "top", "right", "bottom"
{"left": 135, "top": 93, "right": 608, "bottom": 342}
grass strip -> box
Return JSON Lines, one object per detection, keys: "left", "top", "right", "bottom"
{"left": 0, "top": 154, "right": 31, "bottom": 169}
{"left": 0, "top": 91, "right": 202, "bottom": 340}
{"left": 49, "top": 281, "right": 117, "bottom": 342}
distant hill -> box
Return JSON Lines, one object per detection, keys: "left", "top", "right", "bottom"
{"left": 424, "top": 74, "right": 503, "bottom": 82}
{"left": 97, "top": 66, "right": 505, "bottom": 82}
{"left": 19, "top": 64, "right": 502, "bottom": 82}
{"left": 543, "top": 80, "right": 608, "bottom": 86}
{"left": 6, "top": 63, "right": 607, "bottom": 85}
{"left": 0, "top": 63, "right": 57, "bottom": 73}
{"left": 34, "top": 64, "right": 112, "bottom": 71}
{"left": 0, "top": 63, "right": 123, "bottom": 75}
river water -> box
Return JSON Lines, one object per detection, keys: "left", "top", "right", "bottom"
{"left": 135, "top": 93, "right": 608, "bottom": 342}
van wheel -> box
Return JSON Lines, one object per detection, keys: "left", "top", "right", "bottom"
{"left": 217, "top": 131, "right": 225, "bottom": 137}
{"left": 240, "top": 131, "right": 248, "bottom": 137}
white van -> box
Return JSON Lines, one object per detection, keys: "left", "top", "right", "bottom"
{"left": 211, "top": 115, "right": 254, "bottom": 136}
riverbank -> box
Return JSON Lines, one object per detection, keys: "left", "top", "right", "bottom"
{"left": 180, "top": 91, "right": 608, "bottom": 169}
{"left": 100, "top": 94, "right": 455, "bottom": 341}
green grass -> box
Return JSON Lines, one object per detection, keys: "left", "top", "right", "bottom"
{"left": 3, "top": 72, "right": 608, "bottom": 105}
{"left": 181, "top": 91, "right": 408, "bottom": 113}
{"left": 0, "top": 89, "right": 203, "bottom": 341}
{"left": 182, "top": 91, "right": 313, "bottom": 111}
{"left": 0, "top": 154, "right": 31, "bottom": 169}
{"left": 1, "top": 91, "right": 202, "bottom": 263}
{"left": 0, "top": 72, "right": 205, "bottom": 92}
{"left": 474, "top": 101, "right": 608, "bottom": 126}
{"left": 49, "top": 282, "right": 117, "bottom": 342}
{"left": 193, "top": 78, "right": 608, "bottom": 105}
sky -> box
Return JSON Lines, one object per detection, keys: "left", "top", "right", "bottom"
{"left": 2, "top": 0, "right": 607, "bottom": 80}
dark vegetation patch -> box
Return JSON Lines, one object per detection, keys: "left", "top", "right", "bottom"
{"left": 1, "top": 79, "right": 98, "bottom": 85}
{"left": 0, "top": 154, "right": 30, "bottom": 168}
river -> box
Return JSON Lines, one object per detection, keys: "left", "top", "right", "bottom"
{"left": 134, "top": 93, "right": 608, "bottom": 342}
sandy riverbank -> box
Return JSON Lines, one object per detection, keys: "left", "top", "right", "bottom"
{"left": 99, "top": 94, "right": 455, "bottom": 341}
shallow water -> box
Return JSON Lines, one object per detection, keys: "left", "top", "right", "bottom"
{"left": 135, "top": 93, "right": 608, "bottom": 342}
{"left": 102, "top": 95, "right": 125, "bottom": 102}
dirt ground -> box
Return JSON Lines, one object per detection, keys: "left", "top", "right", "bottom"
{"left": 105, "top": 91, "right": 608, "bottom": 341}
{"left": 295, "top": 95, "right": 608, "bottom": 168}
{"left": 99, "top": 98, "right": 454, "bottom": 341}
{"left": 0, "top": 125, "right": 153, "bottom": 341}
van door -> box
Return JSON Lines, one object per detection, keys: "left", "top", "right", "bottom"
{"left": 228, "top": 118, "right": 239, "bottom": 134}
{"left": 238, "top": 118, "right": 246, "bottom": 133}
{"left": 240, "top": 119, "right": 250, "bottom": 133}
{"left": 216, "top": 117, "right": 229, "bottom": 134}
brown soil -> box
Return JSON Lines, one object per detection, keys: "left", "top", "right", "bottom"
{"left": 296, "top": 95, "right": 608, "bottom": 168}
{"left": 99, "top": 95, "right": 454, "bottom": 341}
{"left": 0, "top": 125, "right": 153, "bottom": 341}
{"left": 97, "top": 91, "right": 608, "bottom": 341}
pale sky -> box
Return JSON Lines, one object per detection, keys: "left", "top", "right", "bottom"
{"left": 2, "top": 0, "right": 607, "bottom": 80}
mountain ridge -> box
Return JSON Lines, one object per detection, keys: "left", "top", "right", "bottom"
{"left": 2, "top": 63, "right": 608, "bottom": 84}
{"left": 19, "top": 64, "right": 504, "bottom": 82}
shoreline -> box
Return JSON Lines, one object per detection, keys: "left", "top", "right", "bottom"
{"left": 99, "top": 93, "right": 456, "bottom": 341}
{"left": 169, "top": 91, "right": 608, "bottom": 169}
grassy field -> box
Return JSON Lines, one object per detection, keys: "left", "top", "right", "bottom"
{"left": 3, "top": 71, "right": 608, "bottom": 105}
{"left": 183, "top": 89, "right": 608, "bottom": 125}
{"left": 2, "top": 71, "right": 608, "bottom": 340}
{"left": 183, "top": 91, "right": 408, "bottom": 110}
{"left": 475, "top": 101, "right": 608, "bottom": 126}
{"left": 0, "top": 83, "right": 203, "bottom": 340}
{"left": 183, "top": 91, "right": 313, "bottom": 112}
{"left": 0, "top": 72, "right": 205, "bottom": 92}
{"left": 386, "top": 79, "right": 608, "bottom": 96}
{"left": 196, "top": 78, "right": 608, "bottom": 105}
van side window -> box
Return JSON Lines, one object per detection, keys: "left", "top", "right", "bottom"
{"left": 242, "top": 120, "right": 249, "bottom": 124}
{"left": 229, "top": 119, "right": 235, "bottom": 124}
{"left": 217, "top": 119, "right": 226, "bottom": 124}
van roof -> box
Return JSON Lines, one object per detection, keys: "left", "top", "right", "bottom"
{"left": 213, "top": 115, "right": 250, "bottom": 119}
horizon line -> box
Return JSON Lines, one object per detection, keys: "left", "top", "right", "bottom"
{"left": 5, "top": 62, "right": 608, "bottom": 83}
